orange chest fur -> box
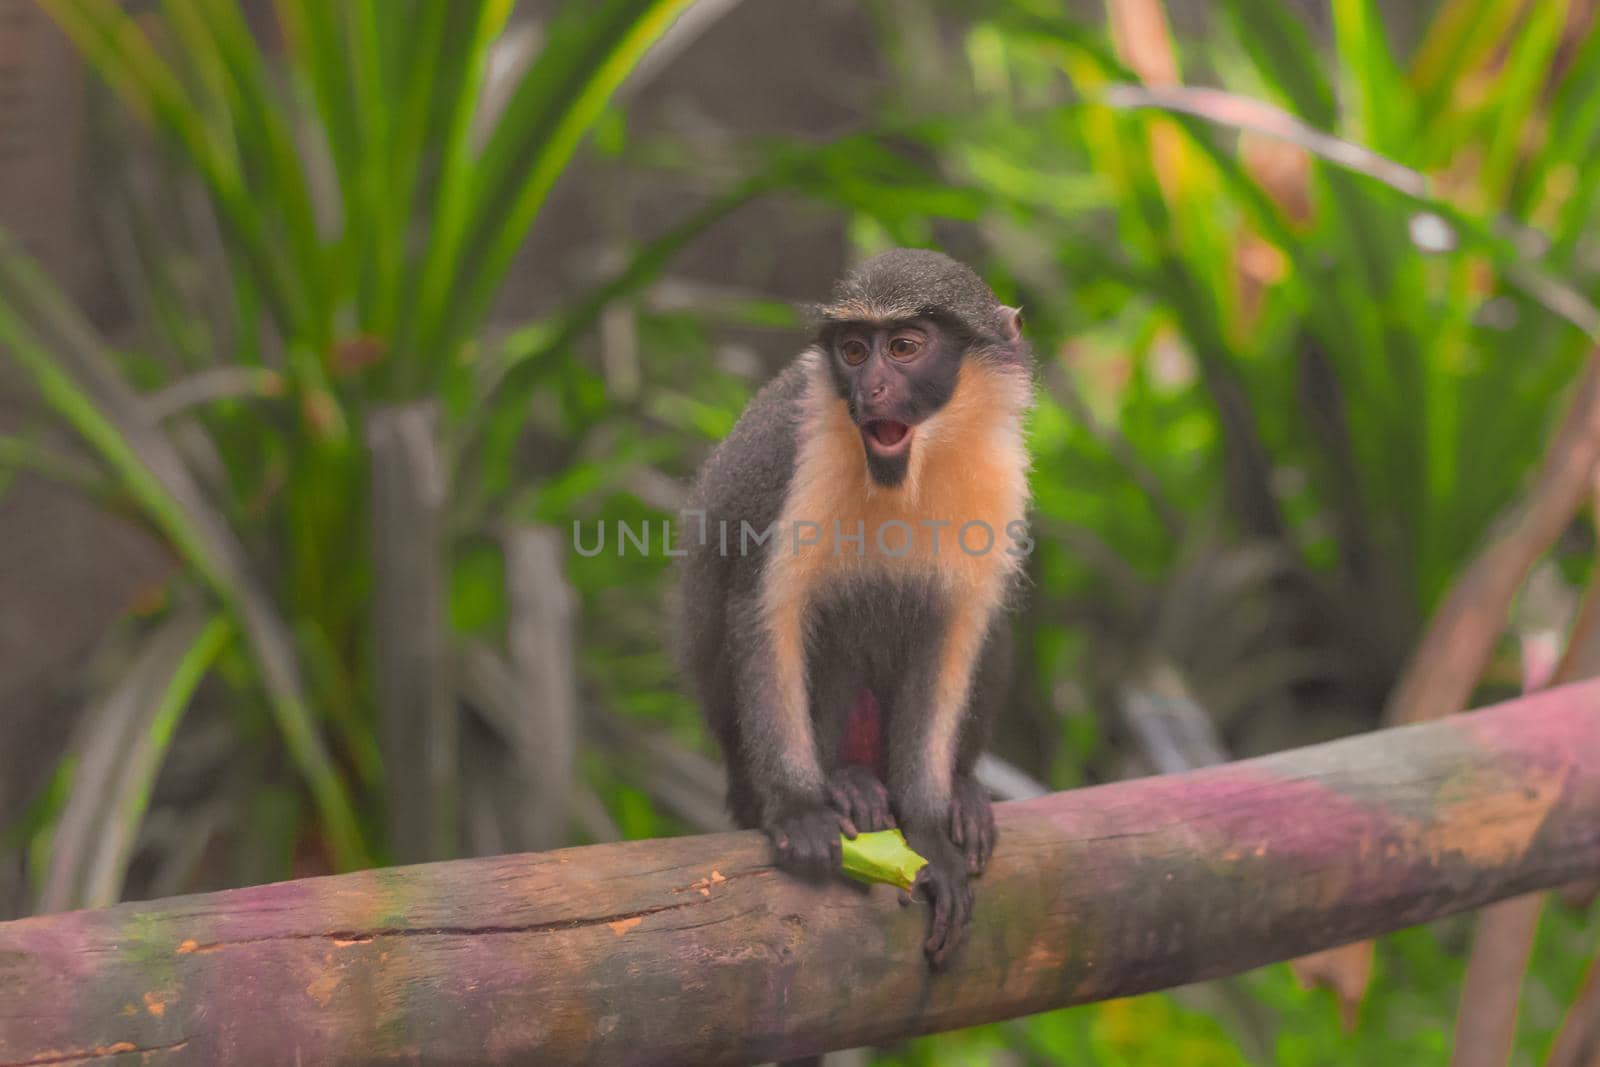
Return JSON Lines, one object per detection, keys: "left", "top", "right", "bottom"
{"left": 768, "top": 354, "right": 1032, "bottom": 613}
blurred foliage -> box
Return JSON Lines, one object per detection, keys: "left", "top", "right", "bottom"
{"left": 1, "top": 0, "right": 743, "bottom": 883}
{"left": 3, "top": 0, "right": 1600, "bottom": 1063}
{"left": 793, "top": 0, "right": 1600, "bottom": 1060}
{"left": 826, "top": 0, "right": 1600, "bottom": 762}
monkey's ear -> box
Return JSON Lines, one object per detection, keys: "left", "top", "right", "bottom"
{"left": 999, "top": 305, "right": 1024, "bottom": 343}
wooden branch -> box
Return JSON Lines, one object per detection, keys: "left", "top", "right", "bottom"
{"left": 503, "top": 525, "right": 580, "bottom": 851}
{"left": 1321, "top": 351, "right": 1600, "bottom": 1016}
{"left": 1547, "top": 947, "right": 1600, "bottom": 1067}
{"left": 368, "top": 402, "right": 456, "bottom": 863}
{"left": 1386, "top": 349, "right": 1600, "bottom": 726}
{"left": 1117, "top": 660, "right": 1228, "bottom": 775}
{"left": 3, "top": 683, "right": 1599, "bottom": 1066}
{"left": 1452, "top": 626, "right": 1579, "bottom": 1067}
{"left": 1452, "top": 894, "right": 1544, "bottom": 1067}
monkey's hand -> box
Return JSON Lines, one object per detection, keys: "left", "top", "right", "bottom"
{"left": 901, "top": 827, "right": 974, "bottom": 969}
{"left": 949, "top": 775, "right": 997, "bottom": 875}
{"left": 765, "top": 800, "right": 853, "bottom": 879}
{"left": 827, "top": 765, "right": 895, "bottom": 834}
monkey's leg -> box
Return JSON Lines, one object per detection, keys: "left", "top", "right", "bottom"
{"left": 825, "top": 687, "right": 893, "bottom": 834}
{"left": 806, "top": 656, "right": 894, "bottom": 835}
{"left": 827, "top": 764, "right": 894, "bottom": 834}
{"left": 732, "top": 592, "right": 851, "bottom": 877}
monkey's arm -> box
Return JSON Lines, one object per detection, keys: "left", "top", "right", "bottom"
{"left": 949, "top": 625, "right": 1012, "bottom": 875}
{"left": 886, "top": 593, "right": 997, "bottom": 966}
{"left": 731, "top": 590, "right": 852, "bottom": 876}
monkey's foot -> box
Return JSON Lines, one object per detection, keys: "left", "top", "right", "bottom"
{"left": 827, "top": 764, "right": 895, "bottom": 835}
{"left": 765, "top": 801, "right": 852, "bottom": 879}
{"left": 949, "top": 776, "right": 997, "bottom": 875}
{"left": 901, "top": 827, "right": 974, "bottom": 969}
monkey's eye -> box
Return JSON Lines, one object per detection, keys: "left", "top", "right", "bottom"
{"left": 888, "top": 336, "right": 922, "bottom": 360}
{"left": 840, "top": 339, "right": 869, "bottom": 365}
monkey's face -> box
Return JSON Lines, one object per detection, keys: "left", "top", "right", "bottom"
{"left": 824, "top": 317, "right": 962, "bottom": 488}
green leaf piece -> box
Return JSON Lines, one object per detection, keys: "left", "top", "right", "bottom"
{"left": 840, "top": 828, "right": 928, "bottom": 891}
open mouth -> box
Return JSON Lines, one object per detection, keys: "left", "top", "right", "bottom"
{"left": 861, "top": 418, "right": 913, "bottom": 457}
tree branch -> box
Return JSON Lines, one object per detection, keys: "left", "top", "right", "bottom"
{"left": 2, "top": 682, "right": 1599, "bottom": 1065}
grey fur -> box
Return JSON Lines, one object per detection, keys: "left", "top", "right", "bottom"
{"left": 677, "top": 252, "right": 1022, "bottom": 836}
{"left": 676, "top": 354, "right": 1014, "bottom": 829}
{"left": 813, "top": 247, "right": 1011, "bottom": 343}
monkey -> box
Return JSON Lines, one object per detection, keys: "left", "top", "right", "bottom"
{"left": 677, "top": 248, "right": 1032, "bottom": 967}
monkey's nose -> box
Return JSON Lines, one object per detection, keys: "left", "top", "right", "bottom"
{"left": 870, "top": 384, "right": 889, "bottom": 400}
